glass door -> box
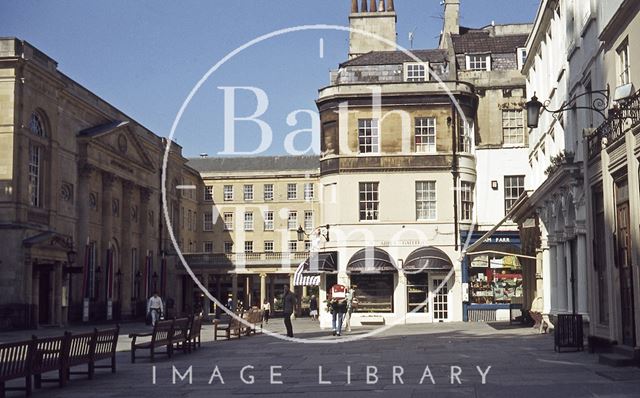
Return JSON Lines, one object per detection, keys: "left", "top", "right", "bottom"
{"left": 430, "top": 277, "right": 449, "bottom": 322}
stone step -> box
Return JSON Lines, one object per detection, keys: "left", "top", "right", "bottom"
{"left": 599, "top": 353, "right": 639, "bottom": 367}
{"left": 612, "top": 344, "right": 640, "bottom": 359}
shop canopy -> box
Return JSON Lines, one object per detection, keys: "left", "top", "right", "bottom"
{"left": 347, "top": 247, "right": 397, "bottom": 274}
{"left": 301, "top": 251, "right": 338, "bottom": 273}
{"left": 403, "top": 246, "right": 453, "bottom": 272}
{"left": 293, "top": 261, "right": 320, "bottom": 286}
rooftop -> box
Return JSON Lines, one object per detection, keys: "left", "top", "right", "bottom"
{"left": 451, "top": 30, "right": 529, "bottom": 54}
{"left": 187, "top": 155, "right": 320, "bottom": 173}
{"left": 340, "top": 49, "right": 448, "bottom": 68}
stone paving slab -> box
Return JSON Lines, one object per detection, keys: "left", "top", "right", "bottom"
{"left": 2, "top": 319, "right": 640, "bottom": 397}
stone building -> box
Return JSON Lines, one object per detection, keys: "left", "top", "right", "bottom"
{"left": 0, "top": 38, "right": 197, "bottom": 328}
{"left": 439, "top": 0, "right": 535, "bottom": 322}
{"left": 177, "top": 156, "right": 321, "bottom": 316}
{"left": 516, "top": 0, "right": 640, "bottom": 358}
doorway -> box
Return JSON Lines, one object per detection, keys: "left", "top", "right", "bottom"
{"left": 430, "top": 276, "right": 449, "bottom": 322}
{"left": 615, "top": 178, "right": 636, "bottom": 346}
{"left": 38, "top": 270, "right": 52, "bottom": 325}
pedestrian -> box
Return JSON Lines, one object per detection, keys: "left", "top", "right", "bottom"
{"left": 282, "top": 285, "right": 296, "bottom": 337}
{"left": 344, "top": 287, "right": 356, "bottom": 332}
{"left": 309, "top": 295, "right": 319, "bottom": 321}
{"left": 262, "top": 299, "right": 271, "bottom": 324}
{"left": 329, "top": 284, "right": 347, "bottom": 336}
{"left": 147, "top": 292, "right": 164, "bottom": 327}
{"left": 227, "top": 296, "right": 234, "bottom": 311}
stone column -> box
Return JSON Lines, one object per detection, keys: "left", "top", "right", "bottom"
{"left": 138, "top": 187, "right": 151, "bottom": 303}
{"left": 76, "top": 163, "right": 93, "bottom": 305}
{"left": 259, "top": 273, "right": 267, "bottom": 306}
{"left": 564, "top": 240, "right": 574, "bottom": 313}
{"left": 100, "top": 172, "right": 116, "bottom": 311}
{"left": 548, "top": 242, "right": 558, "bottom": 314}
{"left": 202, "top": 274, "right": 210, "bottom": 319}
{"left": 120, "top": 181, "right": 133, "bottom": 318}
{"left": 538, "top": 236, "right": 550, "bottom": 314}
{"left": 54, "top": 262, "right": 62, "bottom": 326}
{"left": 576, "top": 232, "right": 589, "bottom": 316}
{"left": 231, "top": 273, "right": 238, "bottom": 310}
{"left": 245, "top": 276, "right": 251, "bottom": 307}
{"left": 556, "top": 239, "right": 568, "bottom": 313}
{"left": 302, "top": 286, "right": 308, "bottom": 298}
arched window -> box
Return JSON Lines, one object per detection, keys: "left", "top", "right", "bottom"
{"left": 29, "top": 112, "right": 47, "bottom": 137}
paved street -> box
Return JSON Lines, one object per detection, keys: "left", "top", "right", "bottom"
{"left": 3, "top": 318, "right": 640, "bottom": 397}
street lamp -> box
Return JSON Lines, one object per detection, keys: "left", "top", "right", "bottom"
{"left": 297, "top": 225, "right": 330, "bottom": 242}
{"left": 524, "top": 85, "right": 610, "bottom": 128}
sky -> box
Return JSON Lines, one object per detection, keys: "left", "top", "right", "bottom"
{"left": 0, "top": 1, "right": 540, "bottom": 157}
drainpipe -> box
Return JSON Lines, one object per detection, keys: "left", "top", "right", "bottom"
{"left": 449, "top": 109, "right": 459, "bottom": 251}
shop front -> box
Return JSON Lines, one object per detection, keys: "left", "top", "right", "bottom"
{"left": 462, "top": 231, "right": 524, "bottom": 322}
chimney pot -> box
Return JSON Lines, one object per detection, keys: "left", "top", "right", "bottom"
{"left": 387, "top": 0, "right": 394, "bottom": 11}
{"left": 361, "top": 0, "right": 368, "bottom": 12}
{"left": 370, "top": 0, "right": 377, "bottom": 12}
{"left": 379, "top": 0, "right": 385, "bottom": 11}
{"left": 351, "top": 0, "right": 358, "bottom": 13}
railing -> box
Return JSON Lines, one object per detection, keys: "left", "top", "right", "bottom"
{"left": 588, "top": 89, "right": 640, "bottom": 159}
{"left": 181, "top": 252, "right": 309, "bottom": 268}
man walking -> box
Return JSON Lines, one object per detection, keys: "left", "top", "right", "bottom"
{"left": 282, "top": 285, "right": 296, "bottom": 337}
{"left": 147, "top": 292, "right": 164, "bottom": 326}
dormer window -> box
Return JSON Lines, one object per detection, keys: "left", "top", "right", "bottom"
{"left": 517, "top": 48, "right": 527, "bottom": 70}
{"left": 466, "top": 54, "right": 491, "bottom": 71}
{"left": 404, "top": 62, "right": 429, "bottom": 82}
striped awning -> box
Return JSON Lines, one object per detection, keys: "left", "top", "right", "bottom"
{"left": 293, "top": 261, "right": 320, "bottom": 286}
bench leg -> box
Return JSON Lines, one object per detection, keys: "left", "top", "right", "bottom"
{"left": 111, "top": 356, "right": 116, "bottom": 373}
{"left": 1, "top": 381, "right": 5, "bottom": 398}
{"left": 89, "top": 362, "right": 95, "bottom": 379}
{"left": 59, "top": 368, "right": 66, "bottom": 387}
{"left": 34, "top": 374, "right": 41, "bottom": 389}
{"left": 150, "top": 347, "right": 155, "bottom": 362}
{"left": 131, "top": 347, "right": 136, "bottom": 364}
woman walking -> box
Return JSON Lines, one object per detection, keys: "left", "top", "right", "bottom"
{"left": 262, "top": 299, "right": 271, "bottom": 324}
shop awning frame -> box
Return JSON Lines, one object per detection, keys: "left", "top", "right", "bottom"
{"left": 302, "top": 251, "right": 338, "bottom": 273}
{"left": 403, "top": 246, "right": 454, "bottom": 273}
{"left": 347, "top": 247, "right": 397, "bottom": 274}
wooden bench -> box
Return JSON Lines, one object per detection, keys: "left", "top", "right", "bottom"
{"left": 0, "top": 339, "right": 35, "bottom": 398}
{"left": 213, "top": 313, "right": 243, "bottom": 340}
{"left": 529, "top": 311, "right": 549, "bottom": 334}
{"left": 187, "top": 315, "right": 203, "bottom": 351}
{"left": 32, "top": 335, "right": 67, "bottom": 389}
{"left": 91, "top": 326, "right": 119, "bottom": 376}
{"left": 171, "top": 317, "right": 191, "bottom": 355}
{"left": 130, "top": 319, "right": 174, "bottom": 363}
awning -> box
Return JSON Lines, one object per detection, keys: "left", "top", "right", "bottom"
{"left": 347, "top": 247, "right": 397, "bottom": 274}
{"left": 403, "top": 246, "right": 453, "bottom": 273}
{"left": 293, "top": 261, "right": 319, "bottom": 286}
{"left": 302, "top": 251, "right": 337, "bottom": 273}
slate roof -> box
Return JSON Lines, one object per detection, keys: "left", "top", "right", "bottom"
{"left": 451, "top": 31, "right": 528, "bottom": 54}
{"left": 187, "top": 155, "right": 320, "bottom": 173}
{"left": 340, "top": 49, "right": 448, "bottom": 67}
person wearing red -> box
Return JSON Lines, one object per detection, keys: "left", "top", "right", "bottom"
{"left": 329, "top": 284, "right": 348, "bottom": 336}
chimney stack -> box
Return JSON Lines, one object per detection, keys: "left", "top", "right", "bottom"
{"left": 370, "top": 0, "right": 377, "bottom": 12}
{"left": 443, "top": 0, "right": 460, "bottom": 35}
{"left": 352, "top": 0, "right": 358, "bottom": 13}
{"left": 379, "top": 0, "right": 385, "bottom": 11}
{"left": 349, "top": 0, "right": 397, "bottom": 58}
{"left": 361, "top": 0, "right": 368, "bottom": 12}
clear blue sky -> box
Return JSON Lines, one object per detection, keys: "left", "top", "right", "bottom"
{"left": 0, "top": 1, "right": 540, "bottom": 157}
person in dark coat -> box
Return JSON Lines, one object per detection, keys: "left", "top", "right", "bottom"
{"left": 309, "top": 295, "right": 319, "bottom": 321}
{"left": 282, "top": 285, "right": 296, "bottom": 337}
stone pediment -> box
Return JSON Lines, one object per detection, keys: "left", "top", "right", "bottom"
{"left": 79, "top": 121, "right": 156, "bottom": 173}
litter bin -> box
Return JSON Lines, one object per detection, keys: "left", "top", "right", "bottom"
{"left": 554, "top": 313, "right": 584, "bottom": 352}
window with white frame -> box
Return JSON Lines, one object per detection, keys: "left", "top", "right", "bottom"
{"left": 287, "top": 183, "right": 297, "bottom": 200}
{"left": 358, "top": 119, "right": 379, "bottom": 153}
{"left": 223, "top": 185, "right": 233, "bottom": 201}
{"left": 264, "top": 241, "right": 274, "bottom": 253}
{"left": 203, "top": 186, "right": 213, "bottom": 201}
{"left": 28, "top": 144, "right": 42, "bottom": 207}
{"left": 415, "top": 117, "right": 436, "bottom": 153}
{"left": 460, "top": 182, "right": 474, "bottom": 221}
{"left": 359, "top": 182, "right": 379, "bottom": 221}
{"left": 618, "top": 39, "right": 630, "bottom": 86}
{"left": 203, "top": 241, "right": 214, "bottom": 253}
{"left": 244, "top": 211, "right": 254, "bottom": 231}
{"left": 304, "top": 241, "right": 311, "bottom": 251}
{"left": 244, "top": 241, "right": 253, "bottom": 253}
{"left": 458, "top": 115, "right": 472, "bottom": 153}
{"left": 304, "top": 210, "right": 313, "bottom": 231}
{"left": 288, "top": 211, "right": 298, "bottom": 230}
{"left": 224, "top": 241, "right": 233, "bottom": 254}
{"left": 466, "top": 54, "right": 490, "bottom": 71}
{"left": 243, "top": 184, "right": 253, "bottom": 201}
{"left": 502, "top": 109, "right": 525, "bottom": 145}
{"left": 404, "top": 62, "right": 428, "bottom": 82}
{"left": 504, "top": 175, "right": 525, "bottom": 215}
{"left": 263, "top": 211, "right": 274, "bottom": 230}
{"left": 517, "top": 48, "right": 527, "bottom": 70}
{"left": 288, "top": 240, "right": 298, "bottom": 252}
{"left": 29, "top": 112, "right": 47, "bottom": 137}
{"left": 203, "top": 213, "right": 214, "bottom": 231}
{"left": 304, "top": 183, "right": 314, "bottom": 201}
{"left": 416, "top": 181, "right": 436, "bottom": 220}
{"left": 264, "top": 184, "right": 274, "bottom": 201}
{"left": 223, "top": 212, "right": 234, "bottom": 230}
